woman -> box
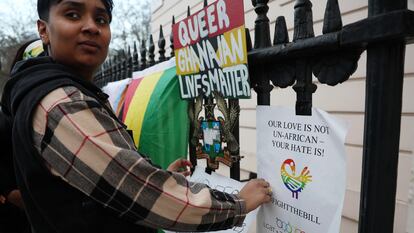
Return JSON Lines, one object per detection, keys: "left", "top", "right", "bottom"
{"left": 1, "top": 1, "right": 272, "bottom": 233}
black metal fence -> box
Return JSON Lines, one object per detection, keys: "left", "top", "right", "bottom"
{"left": 94, "top": 22, "right": 173, "bottom": 88}
{"left": 94, "top": 0, "right": 414, "bottom": 232}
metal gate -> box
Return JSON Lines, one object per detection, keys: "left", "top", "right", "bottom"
{"left": 94, "top": 0, "right": 414, "bottom": 231}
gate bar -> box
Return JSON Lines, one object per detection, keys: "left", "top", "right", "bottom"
{"left": 359, "top": 0, "right": 407, "bottom": 232}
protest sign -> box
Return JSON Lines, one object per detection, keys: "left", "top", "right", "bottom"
{"left": 172, "top": 0, "right": 250, "bottom": 99}
{"left": 256, "top": 106, "right": 348, "bottom": 233}
{"left": 165, "top": 166, "right": 257, "bottom": 233}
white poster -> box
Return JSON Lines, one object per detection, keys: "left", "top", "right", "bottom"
{"left": 166, "top": 166, "right": 257, "bottom": 233}
{"left": 256, "top": 106, "right": 348, "bottom": 233}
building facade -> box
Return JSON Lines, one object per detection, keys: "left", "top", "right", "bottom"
{"left": 150, "top": 0, "right": 414, "bottom": 232}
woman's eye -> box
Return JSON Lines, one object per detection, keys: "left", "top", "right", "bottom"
{"left": 66, "top": 12, "right": 80, "bottom": 19}
{"left": 96, "top": 17, "right": 109, "bottom": 25}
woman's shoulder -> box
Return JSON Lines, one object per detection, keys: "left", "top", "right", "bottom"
{"left": 32, "top": 85, "right": 105, "bottom": 153}
{"left": 38, "top": 85, "right": 99, "bottom": 112}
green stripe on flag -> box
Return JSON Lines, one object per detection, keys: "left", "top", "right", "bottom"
{"left": 138, "top": 67, "right": 189, "bottom": 169}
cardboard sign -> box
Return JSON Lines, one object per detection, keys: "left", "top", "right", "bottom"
{"left": 256, "top": 106, "right": 348, "bottom": 233}
{"left": 172, "top": 0, "right": 251, "bottom": 99}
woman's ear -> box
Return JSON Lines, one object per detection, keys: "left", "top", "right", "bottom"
{"left": 37, "top": 19, "right": 49, "bottom": 45}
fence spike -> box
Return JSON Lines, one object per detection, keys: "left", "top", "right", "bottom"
{"left": 118, "top": 55, "right": 123, "bottom": 81}
{"left": 323, "top": 0, "right": 342, "bottom": 34}
{"left": 110, "top": 55, "right": 118, "bottom": 82}
{"left": 292, "top": 0, "right": 316, "bottom": 115}
{"left": 117, "top": 55, "right": 123, "bottom": 81}
{"left": 107, "top": 57, "right": 112, "bottom": 82}
{"left": 104, "top": 60, "right": 109, "bottom": 80}
{"left": 106, "top": 61, "right": 110, "bottom": 81}
{"left": 111, "top": 56, "right": 116, "bottom": 82}
{"left": 253, "top": 0, "right": 271, "bottom": 49}
{"left": 293, "top": 0, "right": 314, "bottom": 41}
{"left": 95, "top": 70, "right": 101, "bottom": 84}
{"left": 117, "top": 55, "right": 122, "bottom": 81}
{"left": 252, "top": 0, "right": 273, "bottom": 105}
{"left": 273, "top": 16, "right": 289, "bottom": 45}
{"left": 187, "top": 6, "right": 191, "bottom": 17}
{"left": 133, "top": 41, "right": 139, "bottom": 71}
{"left": 111, "top": 57, "right": 116, "bottom": 82}
{"left": 105, "top": 59, "right": 110, "bottom": 82}
{"left": 140, "top": 39, "right": 147, "bottom": 70}
{"left": 122, "top": 56, "right": 127, "bottom": 80}
{"left": 245, "top": 28, "right": 256, "bottom": 88}
{"left": 106, "top": 58, "right": 111, "bottom": 83}
{"left": 110, "top": 56, "right": 115, "bottom": 82}
{"left": 108, "top": 60, "right": 112, "bottom": 80}
{"left": 170, "top": 16, "right": 175, "bottom": 58}
{"left": 204, "top": 0, "right": 208, "bottom": 7}
{"left": 251, "top": 0, "right": 257, "bottom": 7}
{"left": 127, "top": 46, "right": 133, "bottom": 78}
{"left": 105, "top": 61, "right": 110, "bottom": 81}
{"left": 148, "top": 35, "right": 155, "bottom": 66}
{"left": 100, "top": 63, "right": 105, "bottom": 80}
{"left": 245, "top": 28, "right": 252, "bottom": 52}
{"left": 101, "top": 63, "right": 106, "bottom": 81}
{"left": 158, "top": 25, "right": 166, "bottom": 62}
{"left": 269, "top": 17, "right": 296, "bottom": 88}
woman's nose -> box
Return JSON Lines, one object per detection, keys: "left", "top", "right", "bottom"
{"left": 82, "top": 17, "right": 100, "bottom": 35}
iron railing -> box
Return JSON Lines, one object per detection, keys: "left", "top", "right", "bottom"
{"left": 94, "top": 0, "right": 414, "bottom": 232}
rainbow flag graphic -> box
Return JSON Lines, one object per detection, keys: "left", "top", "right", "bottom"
{"left": 113, "top": 61, "right": 189, "bottom": 169}
{"left": 281, "top": 159, "right": 312, "bottom": 199}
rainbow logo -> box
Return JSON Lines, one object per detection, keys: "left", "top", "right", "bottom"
{"left": 281, "top": 159, "right": 312, "bottom": 199}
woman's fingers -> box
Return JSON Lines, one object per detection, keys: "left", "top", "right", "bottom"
{"left": 180, "top": 159, "right": 193, "bottom": 168}
{"left": 256, "top": 178, "right": 270, "bottom": 188}
{"left": 239, "top": 178, "right": 274, "bottom": 212}
{"left": 265, "top": 194, "right": 272, "bottom": 202}
{"left": 180, "top": 170, "right": 192, "bottom": 177}
{"left": 167, "top": 158, "right": 193, "bottom": 176}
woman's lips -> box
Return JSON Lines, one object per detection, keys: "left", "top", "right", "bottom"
{"left": 78, "top": 41, "right": 101, "bottom": 52}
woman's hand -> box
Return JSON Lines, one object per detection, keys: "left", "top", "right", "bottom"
{"left": 167, "top": 158, "right": 193, "bottom": 176}
{"left": 0, "top": 190, "right": 25, "bottom": 209}
{"left": 7, "top": 190, "right": 25, "bottom": 209}
{"left": 238, "top": 178, "right": 272, "bottom": 212}
{"left": 0, "top": 195, "right": 5, "bottom": 205}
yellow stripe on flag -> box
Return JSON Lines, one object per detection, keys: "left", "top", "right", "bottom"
{"left": 124, "top": 71, "right": 163, "bottom": 147}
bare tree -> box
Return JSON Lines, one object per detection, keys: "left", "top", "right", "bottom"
{"left": 0, "top": 0, "right": 151, "bottom": 74}
{"left": 110, "top": 0, "right": 151, "bottom": 52}
{"left": 0, "top": 0, "right": 37, "bottom": 74}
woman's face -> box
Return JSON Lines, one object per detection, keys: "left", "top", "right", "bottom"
{"left": 38, "top": 0, "right": 111, "bottom": 79}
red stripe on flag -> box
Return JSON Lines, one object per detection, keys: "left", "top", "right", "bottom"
{"left": 122, "top": 78, "right": 143, "bottom": 121}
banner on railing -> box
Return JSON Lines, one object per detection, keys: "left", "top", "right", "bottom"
{"left": 256, "top": 106, "right": 348, "bottom": 233}
{"left": 173, "top": 0, "right": 250, "bottom": 99}
{"left": 102, "top": 59, "right": 189, "bottom": 169}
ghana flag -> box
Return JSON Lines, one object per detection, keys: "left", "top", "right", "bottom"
{"left": 118, "top": 59, "right": 189, "bottom": 169}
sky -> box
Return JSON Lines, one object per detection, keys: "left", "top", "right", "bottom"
{"left": 0, "top": 0, "right": 37, "bottom": 35}
{"left": 0, "top": 0, "right": 35, "bottom": 15}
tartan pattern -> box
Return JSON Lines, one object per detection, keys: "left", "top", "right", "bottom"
{"left": 31, "top": 86, "right": 246, "bottom": 231}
